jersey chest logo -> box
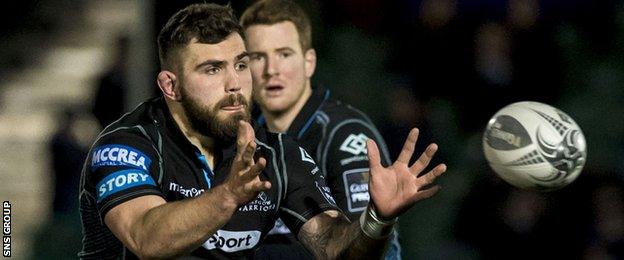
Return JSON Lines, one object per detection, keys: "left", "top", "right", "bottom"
{"left": 339, "top": 133, "right": 370, "bottom": 155}
{"left": 238, "top": 191, "right": 276, "bottom": 212}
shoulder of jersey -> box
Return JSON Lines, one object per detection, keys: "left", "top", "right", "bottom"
{"left": 319, "top": 99, "right": 371, "bottom": 124}
{"left": 100, "top": 99, "right": 156, "bottom": 134}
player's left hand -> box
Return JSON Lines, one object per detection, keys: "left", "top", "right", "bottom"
{"left": 367, "top": 128, "right": 446, "bottom": 220}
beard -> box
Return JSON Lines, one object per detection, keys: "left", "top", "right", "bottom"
{"left": 180, "top": 88, "right": 251, "bottom": 143}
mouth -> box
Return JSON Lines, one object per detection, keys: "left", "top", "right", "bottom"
{"left": 221, "top": 104, "right": 244, "bottom": 111}
{"left": 264, "top": 84, "right": 284, "bottom": 96}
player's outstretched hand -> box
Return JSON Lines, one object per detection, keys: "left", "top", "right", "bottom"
{"left": 223, "top": 121, "right": 271, "bottom": 206}
{"left": 367, "top": 128, "right": 446, "bottom": 219}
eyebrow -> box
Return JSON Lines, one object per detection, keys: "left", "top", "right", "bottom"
{"left": 194, "top": 52, "right": 249, "bottom": 70}
{"left": 195, "top": 60, "right": 224, "bottom": 70}
{"left": 236, "top": 51, "right": 249, "bottom": 61}
{"left": 276, "top": 47, "right": 295, "bottom": 52}
{"left": 248, "top": 47, "right": 295, "bottom": 57}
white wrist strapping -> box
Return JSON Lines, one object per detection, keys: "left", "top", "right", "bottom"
{"left": 359, "top": 204, "right": 397, "bottom": 239}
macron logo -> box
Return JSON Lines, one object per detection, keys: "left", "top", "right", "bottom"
{"left": 96, "top": 170, "right": 156, "bottom": 202}
{"left": 300, "top": 147, "right": 315, "bottom": 164}
{"left": 91, "top": 145, "right": 151, "bottom": 171}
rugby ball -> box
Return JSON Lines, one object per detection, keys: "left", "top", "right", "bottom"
{"left": 482, "top": 101, "right": 587, "bottom": 190}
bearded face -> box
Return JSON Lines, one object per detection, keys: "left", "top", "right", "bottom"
{"left": 169, "top": 34, "right": 254, "bottom": 142}
{"left": 180, "top": 86, "right": 251, "bottom": 142}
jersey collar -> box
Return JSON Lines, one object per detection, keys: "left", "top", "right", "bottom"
{"left": 287, "top": 86, "right": 330, "bottom": 138}
{"left": 255, "top": 87, "right": 330, "bottom": 138}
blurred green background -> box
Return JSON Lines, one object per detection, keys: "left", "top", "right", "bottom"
{"left": 0, "top": 0, "right": 622, "bottom": 259}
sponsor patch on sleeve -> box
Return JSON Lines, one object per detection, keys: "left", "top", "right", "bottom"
{"left": 342, "top": 168, "right": 370, "bottom": 213}
{"left": 91, "top": 144, "right": 152, "bottom": 171}
{"left": 96, "top": 169, "right": 156, "bottom": 202}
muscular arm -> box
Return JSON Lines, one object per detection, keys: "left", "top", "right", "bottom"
{"left": 104, "top": 121, "right": 270, "bottom": 259}
{"left": 105, "top": 186, "right": 239, "bottom": 259}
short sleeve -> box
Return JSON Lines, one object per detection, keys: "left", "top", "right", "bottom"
{"left": 83, "top": 129, "right": 164, "bottom": 218}
{"left": 277, "top": 134, "right": 340, "bottom": 235}
{"left": 323, "top": 121, "right": 391, "bottom": 220}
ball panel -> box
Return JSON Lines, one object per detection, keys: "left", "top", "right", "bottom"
{"left": 490, "top": 163, "right": 570, "bottom": 190}
{"left": 484, "top": 115, "right": 532, "bottom": 151}
{"left": 489, "top": 164, "right": 544, "bottom": 189}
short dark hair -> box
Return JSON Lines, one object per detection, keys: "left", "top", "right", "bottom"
{"left": 157, "top": 3, "right": 244, "bottom": 71}
{"left": 240, "top": 0, "right": 312, "bottom": 51}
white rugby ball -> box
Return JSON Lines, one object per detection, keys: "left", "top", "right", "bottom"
{"left": 482, "top": 101, "right": 587, "bottom": 190}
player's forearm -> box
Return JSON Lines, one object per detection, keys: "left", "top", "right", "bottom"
{"left": 129, "top": 185, "right": 239, "bottom": 258}
{"left": 325, "top": 221, "right": 388, "bottom": 259}
{"left": 298, "top": 211, "right": 389, "bottom": 259}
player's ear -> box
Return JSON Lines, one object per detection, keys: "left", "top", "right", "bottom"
{"left": 304, "top": 48, "right": 317, "bottom": 78}
{"left": 157, "top": 70, "right": 181, "bottom": 101}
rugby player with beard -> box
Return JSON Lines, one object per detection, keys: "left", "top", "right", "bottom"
{"left": 78, "top": 3, "right": 446, "bottom": 259}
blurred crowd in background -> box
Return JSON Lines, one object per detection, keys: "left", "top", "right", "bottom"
{"left": 1, "top": 0, "right": 623, "bottom": 259}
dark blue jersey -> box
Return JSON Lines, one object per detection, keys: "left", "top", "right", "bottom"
{"left": 255, "top": 87, "right": 402, "bottom": 259}
{"left": 78, "top": 97, "right": 339, "bottom": 259}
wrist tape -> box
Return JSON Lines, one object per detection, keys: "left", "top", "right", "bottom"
{"left": 359, "top": 204, "right": 397, "bottom": 239}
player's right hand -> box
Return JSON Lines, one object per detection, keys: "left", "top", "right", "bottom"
{"left": 222, "top": 121, "right": 271, "bottom": 206}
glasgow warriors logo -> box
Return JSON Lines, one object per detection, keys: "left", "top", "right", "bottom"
{"left": 340, "top": 133, "right": 370, "bottom": 155}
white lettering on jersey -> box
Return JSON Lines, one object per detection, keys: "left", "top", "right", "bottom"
{"left": 96, "top": 170, "right": 155, "bottom": 202}
{"left": 203, "top": 230, "right": 261, "bottom": 252}
{"left": 92, "top": 145, "right": 151, "bottom": 171}
{"left": 168, "top": 182, "right": 205, "bottom": 198}
{"left": 315, "top": 181, "right": 337, "bottom": 206}
{"left": 342, "top": 168, "right": 370, "bottom": 212}
{"left": 238, "top": 192, "right": 276, "bottom": 212}
{"left": 349, "top": 183, "right": 370, "bottom": 202}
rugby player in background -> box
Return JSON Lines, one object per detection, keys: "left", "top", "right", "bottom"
{"left": 241, "top": 1, "right": 402, "bottom": 258}
{"left": 78, "top": 3, "right": 445, "bottom": 259}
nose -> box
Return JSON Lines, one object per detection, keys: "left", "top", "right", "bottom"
{"left": 225, "top": 67, "right": 241, "bottom": 93}
{"left": 263, "top": 56, "right": 278, "bottom": 79}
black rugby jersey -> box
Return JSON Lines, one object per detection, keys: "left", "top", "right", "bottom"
{"left": 255, "top": 87, "right": 402, "bottom": 259}
{"left": 78, "top": 97, "right": 339, "bottom": 259}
